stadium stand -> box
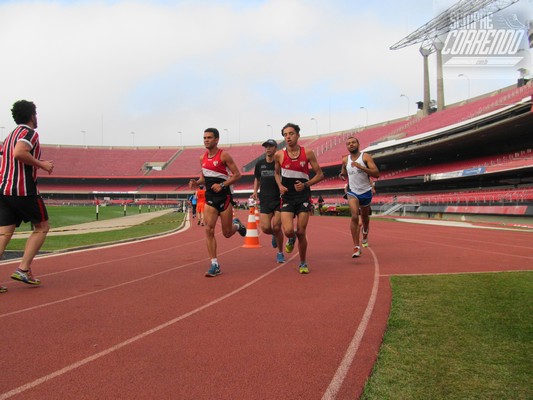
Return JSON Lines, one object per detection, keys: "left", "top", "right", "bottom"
{"left": 33, "top": 83, "right": 533, "bottom": 220}
{"left": 40, "top": 146, "right": 179, "bottom": 177}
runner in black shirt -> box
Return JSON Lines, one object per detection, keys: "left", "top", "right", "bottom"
{"left": 253, "top": 139, "right": 285, "bottom": 263}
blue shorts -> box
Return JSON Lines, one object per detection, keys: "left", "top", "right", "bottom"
{"left": 346, "top": 189, "right": 373, "bottom": 207}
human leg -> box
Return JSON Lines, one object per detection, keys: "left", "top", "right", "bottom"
{"left": 203, "top": 205, "right": 221, "bottom": 276}
{"left": 281, "top": 211, "right": 296, "bottom": 253}
{"left": 18, "top": 220, "right": 50, "bottom": 271}
{"left": 0, "top": 224, "right": 16, "bottom": 258}
{"left": 10, "top": 221, "right": 49, "bottom": 285}
{"left": 218, "top": 204, "right": 246, "bottom": 238}
{"left": 0, "top": 225, "right": 15, "bottom": 292}
{"left": 259, "top": 213, "right": 273, "bottom": 235}
{"left": 272, "top": 211, "right": 284, "bottom": 255}
{"left": 360, "top": 205, "right": 371, "bottom": 247}
{"left": 203, "top": 205, "right": 219, "bottom": 259}
{"left": 295, "top": 211, "right": 310, "bottom": 265}
{"left": 348, "top": 197, "right": 362, "bottom": 257}
{"left": 269, "top": 211, "right": 285, "bottom": 262}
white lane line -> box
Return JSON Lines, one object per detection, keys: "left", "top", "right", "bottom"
{"left": 0, "top": 240, "right": 231, "bottom": 319}
{"left": 321, "top": 246, "right": 380, "bottom": 400}
{"left": 0, "top": 262, "right": 286, "bottom": 400}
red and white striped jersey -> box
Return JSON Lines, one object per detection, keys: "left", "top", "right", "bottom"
{"left": 280, "top": 146, "right": 311, "bottom": 199}
{"left": 202, "top": 149, "right": 230, "bottom": 192}
{"left": 0, "top": 125, "right": 41, "bottom": 196}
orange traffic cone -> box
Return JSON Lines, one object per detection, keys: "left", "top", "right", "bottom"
{"left": 242, "top": 206, "right": 262, "bottom": 248}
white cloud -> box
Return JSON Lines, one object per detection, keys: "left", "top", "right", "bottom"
{"left": 0, "top": 0, "right": 522, "bottom": 147}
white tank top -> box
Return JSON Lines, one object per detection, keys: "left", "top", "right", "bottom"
{"left": 346, "top": 152, "right": 373, "bottom": 195}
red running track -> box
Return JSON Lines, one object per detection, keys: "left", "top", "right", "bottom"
{"left": 1, "top": 213, "right": 532, "bottom": 399}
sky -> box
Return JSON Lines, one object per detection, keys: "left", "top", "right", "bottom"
{"left": 0, "top": 0, "right": 530, "bottom": 147}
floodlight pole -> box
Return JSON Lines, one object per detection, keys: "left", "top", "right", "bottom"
{"left": 419, "top": 47, "right": 432, "bottom": 116}
{"left": 433, "top": 38, "right": 445, "bottom": 111}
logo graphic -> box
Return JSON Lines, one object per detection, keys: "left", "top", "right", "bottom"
{"left": 213, "top": 161, "right": 219, "bottom": 167}
{"left": 440, "top": 5, "right": 529, "bottom": 77}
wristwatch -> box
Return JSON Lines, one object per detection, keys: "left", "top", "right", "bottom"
{"left": 220, "top": 183, "right": 226, "bottom": 188}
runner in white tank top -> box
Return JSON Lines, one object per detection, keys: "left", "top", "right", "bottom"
{"left": 340, "top": 136, "right": 380, "bottom": 258}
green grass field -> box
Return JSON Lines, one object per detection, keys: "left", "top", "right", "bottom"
{"left": 8, "top": 205, "right": 184, "bottom": 251}
{"left": 362, "top": 271, "right": 533, "bottom": 400}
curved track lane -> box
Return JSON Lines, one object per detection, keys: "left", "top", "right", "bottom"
{"left": 0, "top": 213, "right": 531, "bottom": 399}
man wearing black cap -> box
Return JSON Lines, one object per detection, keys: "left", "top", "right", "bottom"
{"left": 252, "top": 139, "right": 285, "bottom": 263}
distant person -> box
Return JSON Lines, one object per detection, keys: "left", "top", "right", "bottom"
{"left": 0, "top": 100, "right": 54, "bottom": 291}
{"left": 339, "top": 136, "right": 380, "bottom": 258}
{"left": 189, "top": 128, "right": 246, "bottom": 277}
{"left": 252, "top": 139, "right": 285, "bottom": 263}
{"left": 317, "top": 195, "right": 325, "bottom": 215}
{"left": 196, "top": 185, "right": 206, "bottom": 226}
{"left": 188, "top": 192, "right": 197, "bottom": 219}
{"left": 274, "top": 123, "right": 324, "bottom": 274}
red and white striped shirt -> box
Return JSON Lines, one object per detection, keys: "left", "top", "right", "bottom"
{"left": 280, "top": 146, "right": 311, "bottom": 200}
{"left": 202, "top": 149, "right": 230, "bottom": 193}
{"left": 0, "top": 125, "right": 41, "bottom": 196}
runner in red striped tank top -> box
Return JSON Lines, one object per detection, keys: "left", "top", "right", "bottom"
{"left": 189, "top": 128, "right": 247, "bottom": 277}
{"left": 274, "top": 123, "right": 324, "bottom": 275}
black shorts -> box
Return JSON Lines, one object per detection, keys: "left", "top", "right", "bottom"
{"left": 0, "top": 195, "right": 49, "bottom": 227}
{"left": 259, "top": 198, "right": 281, "bottom": 215}
{"left": 281, "top": 196, "right": 313, "bottom": 214}
{"left": 206, "top": 192, "right": 233, "bottom": 212}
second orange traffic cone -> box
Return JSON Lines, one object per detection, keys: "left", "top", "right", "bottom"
{"left": 242, "top": 206, "right": 261, "bottom": 248}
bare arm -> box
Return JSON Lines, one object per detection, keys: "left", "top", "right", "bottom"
{"left": 14, "top": 141, "right": 54, "bottom": 174}
{"left": 301, "top": 149, "right": 324, "bottom": 189}
{"left": 339, "top": 155, "right": 348, "bottom": 180}
{"left": 252, "top": 178, "right": 260, "bottom": 200}
{"left": 274, "top": 150, "right": 287, "bottom": 195}
{"left": 189, "top": 155, "right": 205, "bottom": 189}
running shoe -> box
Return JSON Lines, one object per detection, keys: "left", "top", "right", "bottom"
{"left": 352, "top": 246, "right": 362, "bottom": 258}
{"left": 285, "top": 237, "right": 296, "bottom": 253}
{"left": 271, "top": 235, "right": 277, "bottom": 248}
{"left": 362, "top": 228, "right": 369, "bottom": 247}
{"left": 205, "top": 263, "right": 221, "bottom": 277}
{"left": 299, "top": 263, "right": 309, "bottom": 274}
{"left": 11, "top": 268, "right": 41, "bottom": 285}
{"left": 233, "top": 218, "right": 247, "bottom": 237}
{"left": 0, "top": 286, "right": 7, "bottom": 293}
{"left": 276, "top": 252, "right": 285, "bottom": 263}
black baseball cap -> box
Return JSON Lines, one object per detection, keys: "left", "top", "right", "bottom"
{"left": 262, "top": 139, "right": 277, "bottom": 147}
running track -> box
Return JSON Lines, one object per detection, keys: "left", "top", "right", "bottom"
{"left": 1, "top": 213, "right": 532, "bottom": 399}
